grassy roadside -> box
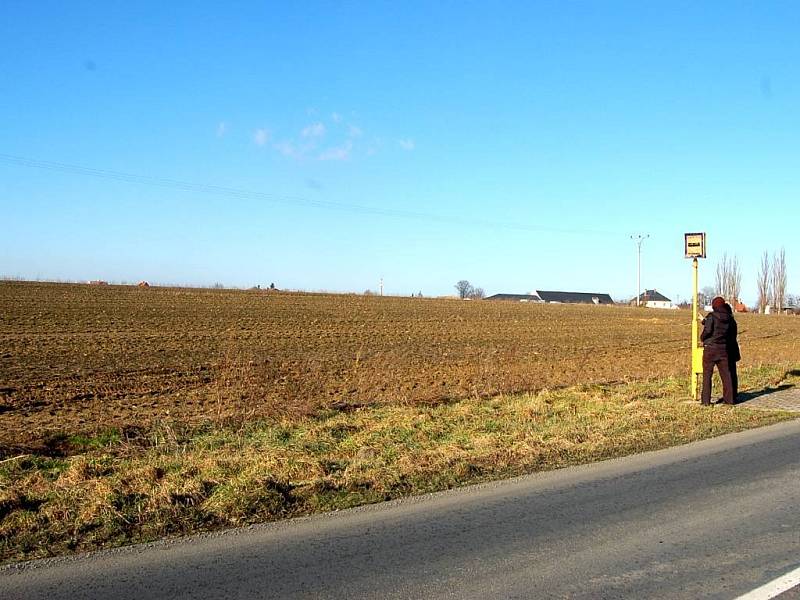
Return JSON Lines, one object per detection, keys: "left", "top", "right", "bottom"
{"left": 2, "top": 364, "right": 798, "bottom": 564}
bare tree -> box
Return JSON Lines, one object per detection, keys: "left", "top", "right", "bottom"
{"left": 468, "top": 287, "right": 485, "bottom": 300}
{"left": 757, "top": 251, "right": 771, "bottom": 314}
{"left": 730, "top": 255, "right": 742, "bottom": 305}
{"left": 715, "top": 254, "right": 730, "bottom": 301}
{"left": 715, "top": 253, "right": 741, "bottom": 304}
{"left": 715, "top": 255, "right": 726, "bottom": 299}
{"left": 455, "top": 280, "right": 473, "bottom": 299}
{"left": 699, "top": 285, "right": 716, "bottom": 307}
{"left": 771, "top": 247, "right": 787, "bottom": 313}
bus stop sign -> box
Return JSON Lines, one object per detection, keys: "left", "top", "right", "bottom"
{"left": 684, "top": 232, "right": 706, "bottom": 259}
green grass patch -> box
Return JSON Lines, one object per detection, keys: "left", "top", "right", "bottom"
{"left": 67, "top": 428, "right": 122, "bottom": 451}
{"left": 1, "top": 364, "right": 798, "bottom": 564}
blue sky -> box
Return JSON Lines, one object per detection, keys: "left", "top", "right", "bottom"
{"left": 1, "top": 1, "right": 798, "bottom": 304}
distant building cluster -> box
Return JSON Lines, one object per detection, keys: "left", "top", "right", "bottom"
{"left": 485, "top": 288, "right": 689, "bottom": 310}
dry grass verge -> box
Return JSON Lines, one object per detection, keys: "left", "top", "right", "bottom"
{"left": 1, "top": 365, "right": 797, "bottom": 564}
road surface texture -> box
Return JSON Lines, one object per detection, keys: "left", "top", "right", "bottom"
{"left": 3, "top": 419, "right": 799, "bottom": 599}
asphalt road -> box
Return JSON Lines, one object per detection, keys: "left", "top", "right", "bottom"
{"left": 3, "top": 420, "right": 800, "bottom": 599}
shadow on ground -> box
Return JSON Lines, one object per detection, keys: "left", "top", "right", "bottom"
{"left": 736, "top": 384, "right": 795, "bottom": 404}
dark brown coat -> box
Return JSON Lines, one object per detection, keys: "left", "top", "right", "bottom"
{"left": 701, "top": 308, "right": 737, "bottom": 361}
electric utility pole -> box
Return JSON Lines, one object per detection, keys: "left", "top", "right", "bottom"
{"left": 631, "top": 234, "right": 649, "bottom": 306}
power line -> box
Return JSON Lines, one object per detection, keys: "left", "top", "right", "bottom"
{"left": 0, "top": 152, "right": 622, "bottom": 236}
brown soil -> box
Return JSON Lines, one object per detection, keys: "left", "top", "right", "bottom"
{"left": 2, "top": 281, "right": 799, "bottom": 455}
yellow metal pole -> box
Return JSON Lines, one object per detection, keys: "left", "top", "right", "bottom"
{"left": 691, "top": 257, "right": 702, "bottom": 400}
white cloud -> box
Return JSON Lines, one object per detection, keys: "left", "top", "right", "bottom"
{"left": 262, "top": 111, "right": 371, "bottom": 161}
{"left": 274, "top": 141, "right": 299, "bottom": 158}
{"left": 216, "top": 121, "right": 228, "bottom": 137}
{"left": 253, "top": 128, "right": 270, "bottom": 146}
{"left": 319, "top": 140, "right": 353, "bottom": 161}
{"left": 301, "top": 122, "right": 326, "bottom": 138}
{"left": 399, "top": 138, "right": 415, "bottom": 151}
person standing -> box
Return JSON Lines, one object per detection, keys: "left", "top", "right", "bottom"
{"left": 700, "top": 296, "right": 735, "bottom": 405}
{"left": 724, "top": 302, "right": 741, "bottom": 401}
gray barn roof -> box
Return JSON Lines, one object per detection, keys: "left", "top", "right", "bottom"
{"left": 535, "top": 290, "right": 614, "bottom": 305}
{"left": 485, "top": 293, "right": 542, "bottom": 302}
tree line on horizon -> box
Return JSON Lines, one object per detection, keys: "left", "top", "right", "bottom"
{"left": 713, "top": 247, "right": 790, "bottom": 313}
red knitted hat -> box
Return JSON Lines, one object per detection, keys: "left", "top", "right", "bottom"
{"left": 711, "top": 296, "right": 726, "bottom": 310}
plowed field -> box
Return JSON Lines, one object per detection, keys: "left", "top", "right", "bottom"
{"left": 2, "top": 281, "right": 798, "bottom": 454}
